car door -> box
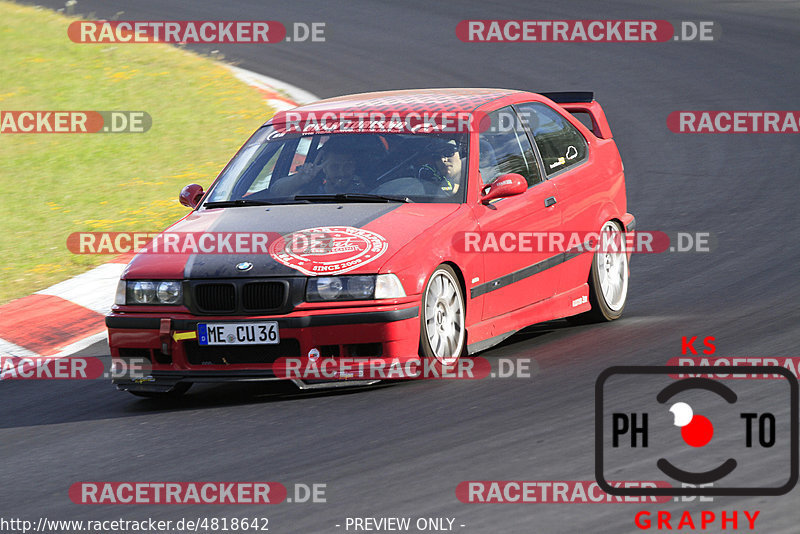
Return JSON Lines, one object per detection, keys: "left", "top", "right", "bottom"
{"left": 515, "top": 101, "right": 595, "bottom": 294}
{"left": 472, "top": 107, "right": 562, "bottom": 320}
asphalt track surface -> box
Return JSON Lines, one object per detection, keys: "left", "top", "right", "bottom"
{"left": 4, "top": 1, "right": 800, "bottom": 532}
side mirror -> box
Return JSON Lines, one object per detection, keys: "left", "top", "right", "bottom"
{"left": 179, "top": 184, "right": 205, "bottom": 208}
{"left": 481, "top": 173, "right": 527, "bottom": 204}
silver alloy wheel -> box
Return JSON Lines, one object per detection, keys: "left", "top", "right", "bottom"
{"left": 595, "top": 221, "right": 629, "bottom": 312}
{"left": 423, "top": 267, "right": 465, "bottom": 365}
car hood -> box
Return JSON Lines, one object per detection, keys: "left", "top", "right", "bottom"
{"left": 122, "top": 202, "right": 461, "bottom": 279}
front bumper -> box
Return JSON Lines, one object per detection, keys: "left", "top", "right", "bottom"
{"left": 107, "top": 304, "right": 421, "bottom": 391}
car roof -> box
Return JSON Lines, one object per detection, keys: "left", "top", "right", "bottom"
{"left": 288, "top": 88, "right": 524, "bottom": 114}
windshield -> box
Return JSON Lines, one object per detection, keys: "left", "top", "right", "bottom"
{"left": 204, "top": 127, "right": 469, "bottom": 205}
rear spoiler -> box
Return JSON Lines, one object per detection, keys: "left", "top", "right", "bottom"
{"left": 538, "top": 91, "right": 613, "bottom": 139}
{"left": 539, "top": 91, "right": 594, "bottom": 104}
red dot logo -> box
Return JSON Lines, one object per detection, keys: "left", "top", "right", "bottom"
{"left": 670, "top": 402, "right": 714, "bottom": 447}
{"left": 681, "top": 414, "right": 714, "bottom": 447}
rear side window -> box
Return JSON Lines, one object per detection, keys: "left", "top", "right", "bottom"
{"left": 516, "top": 102, "right": 588, "bottom": 176}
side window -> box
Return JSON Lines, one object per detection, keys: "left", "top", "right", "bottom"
{"left": 239, "top": 137, "right": 315, "bottom": 196}
{"left": 478, "top": 107, "right": 542, "bottom": 187}
{"left": 516, "top": 102, "right": 588, "bottom": 176}
{"left": 246, "top": 148, "right": 282, "bottom": 193}
{"left": 289, "top": 136, "right": 313, "bottom": 173}
{"left": 259, "top": 137, "right": 321, "bottom": 194}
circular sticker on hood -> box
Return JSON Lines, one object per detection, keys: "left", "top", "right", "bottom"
{"left": 268, "top": 226, "right": 389, "bottom": 276}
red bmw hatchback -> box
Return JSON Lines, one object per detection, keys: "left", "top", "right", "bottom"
{"left": 107, "top": 88, "right": 634, "bottom": 396}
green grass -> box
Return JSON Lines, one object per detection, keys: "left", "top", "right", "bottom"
{"left": 0, "top": 1, "right": 274, "bottom": 303}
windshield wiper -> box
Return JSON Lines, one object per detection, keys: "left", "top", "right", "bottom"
{"left": 294, "top": 193, "right": 413, "bottom": 203}
{"left": 204, "top": 199, "right": 276, "bottom": 208}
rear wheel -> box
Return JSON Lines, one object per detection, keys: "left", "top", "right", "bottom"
{"left": 420, "top": 265, "right": 466, "bottom": 365}
{"left": 581, "top": 220, "right": 629, "bottom": 322}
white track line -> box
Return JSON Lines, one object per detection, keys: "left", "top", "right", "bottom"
{"left": 36, "top": 263, "right": 126, "bottom": 315}
{"left": 51, "top": 331, "right": 108, "bottom": 358}
{"left": 0, "top": 338, "right": 40, "bottom": 359}
{"left": 225, "top": 64, "right": 319, "bottom": 105}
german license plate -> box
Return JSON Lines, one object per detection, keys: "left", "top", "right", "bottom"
{"left": 197, "top": 322, "right": 279, "bottom": 345}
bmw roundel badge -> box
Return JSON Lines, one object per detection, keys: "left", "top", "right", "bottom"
{"left": 235, "top": 261, "right": 253, "bottom": 272}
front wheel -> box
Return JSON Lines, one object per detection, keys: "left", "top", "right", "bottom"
{"left": 420, "top": 265, "right": 466, "bottom": 365}
{"left": 583, "top": 220, "right": 629, "bottom": 322}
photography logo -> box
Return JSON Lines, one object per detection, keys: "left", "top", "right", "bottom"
{"left": 595, "top": 366, "right": 798, "bottom": 496}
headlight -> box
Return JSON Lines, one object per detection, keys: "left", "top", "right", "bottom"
{"left": 345, "top": 276, "right": 376, "bottom": 298}
{"left": 156, "top": 281, "right": 182, "bottom": 304}
{"left": 306, "top": 274, "right": 403, "bottom": 302}
{"left": 120, "top": 280, "right": 183, "bottom": 305}
{"left": 130, "top": 281, "right": 156, "bottom": 304}
{"left": 315, "top": 277, "right": 344, "bottom": 300}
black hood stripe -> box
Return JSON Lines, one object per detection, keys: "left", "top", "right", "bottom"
{"left": 184, "top": 203, "right": 401, "bottom": 279}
